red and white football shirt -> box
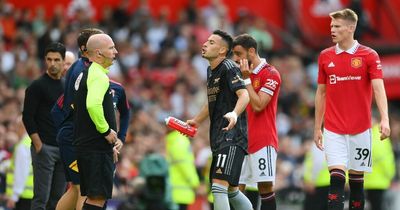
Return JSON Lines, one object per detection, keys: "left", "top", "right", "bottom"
{"left": 247, "top": 60, "right": 281, "bottom": 153}
{"left": 318, "top": 41, "right": 383, "bottom": 134}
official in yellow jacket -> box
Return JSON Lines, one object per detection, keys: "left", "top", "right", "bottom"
{"left": 364, "top": 124, "right": 395, "bottom": 210}
{"left": 303, "top": 142, "right": 330, "bottom": 210}
{"left": 6, "top": 135, "right": 34, "bottom": 210}
{"left": 166, "top": 130, "right": 200, "bottom": 210}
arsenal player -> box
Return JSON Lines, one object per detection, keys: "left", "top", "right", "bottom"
{"left": 314, "top": 8, "right": 390, "bottom": 210}
{"left": 187, "top": 30, "right": 252, "bottom": 210}
{"left": 232, "top": 34, "right": 281, "bottom": 210}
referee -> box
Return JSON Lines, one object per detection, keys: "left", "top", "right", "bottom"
{"left": 73, "top": 34, "right": 122, "bottom": 210}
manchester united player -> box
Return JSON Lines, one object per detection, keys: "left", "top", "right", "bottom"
{"left": 232, "top": 34, "right": 281, "bottom": 210}
{"left": 314, "top": 8, "right": 390, "bottom": 210}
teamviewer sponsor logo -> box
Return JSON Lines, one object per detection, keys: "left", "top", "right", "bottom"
{"left": 329, "top": 74, "right": 337, "bottom": 84}
{"left": 329, "top": 74, "right": 362, "bottom": 84}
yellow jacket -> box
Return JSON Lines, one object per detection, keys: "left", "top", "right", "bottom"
{"left": 6, "top": 135, "right": 34, "bottom": 200}
{"left": 303, "top": 144, "right": 330, "bottom": 187}
{"left": 364, "top": 124, "right": 395, "bottom": 189}
{"left": 166, "top": 131, "right": 200, "bottom": 204}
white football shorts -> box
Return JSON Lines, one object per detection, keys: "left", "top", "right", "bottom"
{"left": 239, "top": 146, "right": 277, "bottom": 186}
{"left": 324, "top": 128, "right": 372, "bottom": 173}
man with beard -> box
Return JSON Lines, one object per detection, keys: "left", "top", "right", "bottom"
{"left": 22, "top": 42, "right": 67, "bottom": 210}
{"left": 187, "top": 30, "right": 252, "bottom": 210}
{"left": 232, "top": 34, "right": 281, "bottom": 210}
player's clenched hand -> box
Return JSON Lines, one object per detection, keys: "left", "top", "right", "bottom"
{"left": 105, "top": 129, "right": 117, "bottom": 144}
{"left": 314, "top": 129, "right": 324, "bottom": 150}
{"left": 239, "top": 59, "right": 253, "bottom": 79}
{"left": 223, "top": 111, "right": 237, "bottom": 131}
{"left": 186, "top": 119, "right": 199, "bottom": 128}
{"left": 380, "top": 119, "right": 391, "bottom": 140}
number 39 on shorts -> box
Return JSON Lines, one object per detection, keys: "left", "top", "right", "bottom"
{"left": 354, "top": 148, "right": 370, "bottom": 160}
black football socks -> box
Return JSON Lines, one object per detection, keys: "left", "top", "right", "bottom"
{"left": 328, "top": 169, "right": 346, "bottom": 210}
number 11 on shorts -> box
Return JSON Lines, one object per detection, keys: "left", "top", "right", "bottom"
{"left": 216, "top": 154, "right": 227, "bottom": 168}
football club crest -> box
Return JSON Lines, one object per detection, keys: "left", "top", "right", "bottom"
{"left": 351, "top": 57, "right": 362, "bottom": 68}
{"left": 253, "top": 78, "right": 260, "bottom": 89}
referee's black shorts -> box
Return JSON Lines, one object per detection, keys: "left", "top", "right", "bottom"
{"left": 77, "top": 150, "right": 114, "bottom": 199}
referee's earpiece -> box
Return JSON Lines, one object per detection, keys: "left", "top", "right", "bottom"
{"left": 98, "top": 51, "right": 107, "bottom": 58}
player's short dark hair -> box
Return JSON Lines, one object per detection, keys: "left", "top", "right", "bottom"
{"left": 77, "top": 28, "right": 104, "bottom": 53}
{"left": 232, "top": 34, "right": 258, "bottom": 51}
{"left": 213, "top": 30, "right": 233, "bottom": 56}
{"left": 44, "top": 42, "right": 66, "bottom": 59}
{"left": 330, "top": 8, "right": 358, "bottom": 24}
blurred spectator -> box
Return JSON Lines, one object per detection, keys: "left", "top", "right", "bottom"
{"left": 201, "top": 0, "right": 233, "bottom": 34}
{"left": 0, "top": 4, "right": 16, "bottom": 44}
{"left": 348, "top": 0, "right": 379, "bottom": 39}
{"left": 31, "top": 7, "right": 47, "bottom": 38}
{"left": 0, "top": 40, "right": 15, "bottom": 75}
{"left": 248, "top": 17, "right": 274, "bottom": 54}
{"left": 67, "top": 0, "right": 95, "bottom": 24}
{"left": 311, "top": 0, "right": 343, "bottom": 17}
{"left": 62, "top": 50, "right": 76, "bottom": 77}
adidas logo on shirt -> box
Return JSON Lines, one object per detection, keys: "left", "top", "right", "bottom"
{"left": 328, "top": 62, "right": 335, "bottom": 67}
{"left": 260, "top": 172, "right": 266, "bottom": 177}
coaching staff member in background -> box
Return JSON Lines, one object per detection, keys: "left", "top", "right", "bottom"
{"left": 73, "top": 33, "right": 122, "bottom": 210}
{"left": 22, "top": 42, "right": 67, "bottom": 210}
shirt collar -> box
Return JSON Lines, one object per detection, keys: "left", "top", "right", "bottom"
{"left": 91, "top": 62, "right": 109, "bottom": 74}
{"left": 335, "top": 40, "right": 359, "bottom": 54}
{"left": 252, "top": 58, "right": 267, "bottom": 75}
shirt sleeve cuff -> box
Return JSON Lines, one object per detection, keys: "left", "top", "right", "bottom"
{"left": 11, "top": 194, "right": 19, "bottom": 202}
{"left": 243, "top": 78, "right": 251, "bottom": 86}
{"left": 117, "top": 134, "right": 126, "bottom": 143}
{"left": 101, "top": 128, "right": 111, "bottom": 136}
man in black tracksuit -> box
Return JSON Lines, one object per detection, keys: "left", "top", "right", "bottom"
{"left": 22, "top": 42, "right": 67, "bottom": 210}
